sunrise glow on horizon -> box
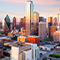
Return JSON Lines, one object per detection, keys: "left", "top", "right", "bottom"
{"left": 0, "top": 0, "right": 60, "bottom": 22}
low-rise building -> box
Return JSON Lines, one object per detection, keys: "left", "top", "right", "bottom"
{"left": 17, "top": 36, "right": 27, "bottom": 42}
{"left": 40, "top": 45, "right": 55, "bottom": 51}
{"left": 10, "top": 41, "right": 40, "bottom": 60}
{"left": 56, "top": 46, "right": 60, "bottom": 52}
{"left": 54, "top": 31, "right": 60, "bottom": 42}
{"left": 0, "top": 37, "right": 11, "bottom": 42}
{"left": 27, "top": 36, "right": 40, "bottom": 46}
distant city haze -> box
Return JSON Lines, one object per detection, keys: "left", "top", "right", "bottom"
{"left": 0, "top": 0, "right": 60, "bottom": 22}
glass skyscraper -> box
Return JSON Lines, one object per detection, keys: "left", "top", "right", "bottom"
{"left": 4, "top": 15, "right": 10, "bottom": 32}
{"left": 26, "top": 0, "right": 34, "bottom": 36}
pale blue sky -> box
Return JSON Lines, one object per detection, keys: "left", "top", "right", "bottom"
{"left": 0, "top": 0, "right": 60, "bottom": 22}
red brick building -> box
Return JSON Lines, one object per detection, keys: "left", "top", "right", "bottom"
{"left": 27, "top": 36, "right": 40, "bottom": 46}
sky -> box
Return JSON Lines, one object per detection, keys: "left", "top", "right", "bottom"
{"left": 0, "top": 0, "right": 60, "bottom": 22}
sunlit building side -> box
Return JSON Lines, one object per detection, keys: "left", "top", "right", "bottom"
{"left": 2, "top": 19, "right": 4, "bottom": 29}
{"left": 34, "top": 12, "right": 39, "bottom": 31}
{"left": 26, "top": 0, "right": 34, "bottom": 36}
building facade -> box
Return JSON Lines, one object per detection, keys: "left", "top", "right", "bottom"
{"left": 4, "top": 15, "right": 10, "bottom": 32}
{"left": 13, "top": 17, "right": 16, "bottom": 30}
{"left": 49, "top": 26, "right": 56, "bottom": 40}
{"left": 10, "top": 41, "right": 40, "bottom": 60}
{"left": 34, "top": 12, "right": 39, "bottom": 31}
{"left": 54, "top": 31, "right": 60, "bottom": 42}
{"left": 26, "top": 0, "right": 34, "bottom": 36}
{"left": 20, "top": 17, "right": 26, "bottom": 29}
{"left": 39, "top": 22, "right": 47, "bottom": 40}
{"left": 27, "top": 36, "right": 40, "bottom": 46}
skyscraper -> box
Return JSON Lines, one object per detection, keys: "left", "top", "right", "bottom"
{"left": 39, "top": 22, "right": 47, "bottom": 40}
{"left": 34, "top": 12, "right": 39, "bottom": 31}
{"left": 13, "top": 17, "right": 16, "bottom": 30}
{"left": 4, "top": 15, "right": 10, "bottom": 32}
{"left": 20, "top": 17, "right": 26, "bottom": 29}
{"left": 26, "top": 0, "right": 34, "bottom": 36}
{"left": 48, "top": 17, "right": 53, "bottom": 27}
{"left": 49, "top": 26, "right": 56, "bottom": 40}
{"left": 39, "top": 17, "right": 44, "bottom": 22}
{"left": 2, "top": 19, "right": 4, "bottom": 29}
{"left": 53, "top": 17, "right": 57, "bottom": 26}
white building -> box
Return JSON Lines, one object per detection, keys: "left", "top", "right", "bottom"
{"left": 10, "top": 41, "right": 40, "bottom": 60}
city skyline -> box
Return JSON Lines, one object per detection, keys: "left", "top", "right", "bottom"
{"left": 0, "top": 0, "right": 60, "bottom": 22}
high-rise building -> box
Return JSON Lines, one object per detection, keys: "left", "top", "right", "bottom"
{"left": 39, "top": 22, "right": 47, "bottom": 40}
{"left": 54, "top": 31, "right": 60, "bottom": 42}
{"left": 34, "top": 12, "right": 39, "bottom": 31}
{"left": 4, "top": 15, "right": 10, "bottom": 32}
{"left": 2, "top": 19, "right": 4, "bottom": 29}
{"left": 13, "top": 17, "right": 16, "bottom": 30}
{"left": 20, "top": 17, "right": 26, "bottom": 29}
{"left": 48, "top": 17, "right": 53, "bottom": 27}
{"left": 53, "top": 17, "right": 57, "bottom": 26}
{"left": 26, "top": 0, "right": 34, "bottom": 36}
{"left": 49, "top": 26, "right": 56, "bottom": 40}
{"left": 39, "top": 17, "right": 44, "bottom": 22}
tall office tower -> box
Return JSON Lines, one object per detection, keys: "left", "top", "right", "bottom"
{"left": 34, "top": 12, "right": 39, "bottom": 31}
{"left": 44, "top": 18, "right": 46, "bottom": 22}
{"left": 39, "top": 17, "right": 44, "bottom": 22}
{"left": 2, "top": 19, "right": 4, "bottom": 29}
{"left": 26, "top": 0, "right": 34, "bottom": 36}
{"left": 39, "top": 22, "right": 47, "bottom": 40}
{"left": 20, "top": 17, "right": 26, "bottom": 29}
{"left": 13, "top": 17, "right": 16, "bottom": 30}
{"left": 49, "top": 26, "right": 56, "bottom": 41}
{"left": 4, "top": 15, "right": 10, "bottom": 32}
{"left": 48, "top": 17, "right": 53, "bottom": 27}
{"left": 53, "top": 17, "right": 57, "bottom": 26}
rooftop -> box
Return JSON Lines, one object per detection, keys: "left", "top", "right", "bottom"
{"left": 28, "top": 35, "right": 39, "bottom": 38}
{"left": 9, "top": 41, "right": 31, "bottom": 53}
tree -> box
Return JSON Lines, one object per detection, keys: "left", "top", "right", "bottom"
{"left": 43, "top": 57, "right": 47, "bottom": 60}
{"left": 40, "top": 53, "right": 42, "bottom": 56}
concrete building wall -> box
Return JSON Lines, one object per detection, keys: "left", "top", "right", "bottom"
{"left": 23, "top": 50, "right": 32, "bottom": 60}
{"left": 11, "top": 46, "right": 19, "bottom": 60}
{"left": 39, "top": 22, "right": 47, "bottom": 40}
